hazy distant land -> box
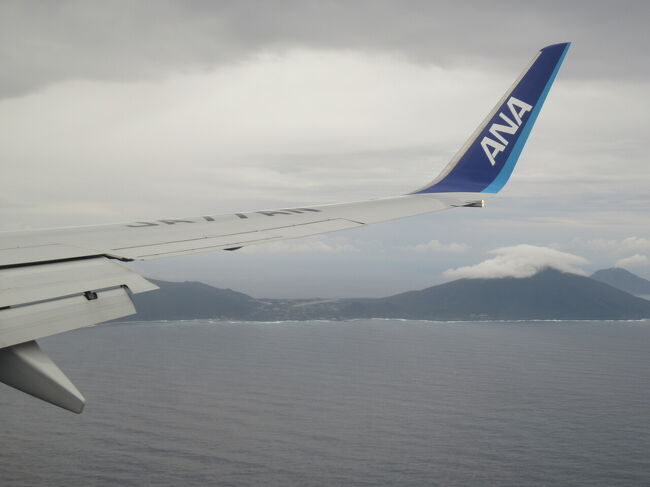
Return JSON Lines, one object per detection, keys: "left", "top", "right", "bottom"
{"left": 591, "top": 267, "right": 650, "bottom": 298}
{"left": 124, "top": 268, "right": 650, "bottom": 322}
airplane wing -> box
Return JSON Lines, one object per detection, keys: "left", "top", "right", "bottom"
{"left": 0, "top": 43, "right": 570, "bottom": 413}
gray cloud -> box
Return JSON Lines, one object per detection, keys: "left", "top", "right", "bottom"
{"left": 2, "top": 1, "right": 649, "bottom": 297}
{"left": 239, "top": 237, "right": 359, "bottom": 254}
{"left": 615, "top": 254, "right": 648, "bottom": 269}
{"left": 1, "top": 0, "right": 649, "bottom": 99}
{"left": 406, "top": 239, "right": 469, "bottom": 253}
{"left": 586, "top": 237, "right": 650, "bottom": 255}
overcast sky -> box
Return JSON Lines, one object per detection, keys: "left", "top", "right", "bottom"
{"left": 1, "top": 0, "right": 649, "bottom": 297}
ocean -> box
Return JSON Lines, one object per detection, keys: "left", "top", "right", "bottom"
{"left": 1, "top": 319, "right": 649, "bottom": 486}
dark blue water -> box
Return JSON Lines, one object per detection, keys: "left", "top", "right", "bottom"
{"left": 1, "top": 320, "right": 649, "bottom": 486}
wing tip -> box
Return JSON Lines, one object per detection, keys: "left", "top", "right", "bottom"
{"left": 541, "top": 42, "right": 571, "bottom": 51}
{"left": 411, "top": 42, "right": 570, "bottom": 195}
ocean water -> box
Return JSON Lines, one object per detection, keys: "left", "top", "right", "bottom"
{"left": 1, "top": 319, "right": 649, "bottom": 486}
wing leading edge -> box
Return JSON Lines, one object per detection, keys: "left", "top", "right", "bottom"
{"left": 0, "top": 44, "right": 570, "bottom": 412}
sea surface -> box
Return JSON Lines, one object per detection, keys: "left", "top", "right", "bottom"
{"left": 1, "top": 319, "right": 649, "bottom": 486}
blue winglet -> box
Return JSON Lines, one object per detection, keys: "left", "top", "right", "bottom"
{"left": 413, "top": 43, "right": 570, "bottom": 194}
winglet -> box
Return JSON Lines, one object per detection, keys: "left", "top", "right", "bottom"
{"left": 413, "top": 42, "right": 570, "bottom": 194}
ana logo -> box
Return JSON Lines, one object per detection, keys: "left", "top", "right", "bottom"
{"left": 480, "top": 97, "right": 533, "bottom": 166}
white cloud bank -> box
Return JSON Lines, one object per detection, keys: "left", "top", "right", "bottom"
{"left": 0, "top": 50, "right": 503, "bottom": 230}
{"left": 408, "top": 239, "right": 469, "bottom": 253}
{"left": 615, "top": 254, "right": 648, "bottom": 268}
{"left": 240, "top": 237, "right": 358, "bottom": 254}
{"left": 586, "top": 237, "right": 650, "bottom": 255}
{"left": 443, "top": 244, "right": 589, "bottom": 280}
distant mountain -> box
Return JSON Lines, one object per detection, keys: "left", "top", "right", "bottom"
{"left": 590, "top": 268, "right": 650, "bottom": 297}
{"left": 124, "top": 279, "right": 260, "bottom": 321}
{"left": 125, "top": 269, "right": 650, "bottom": 322}
{"left": 328, "top": 268, "right": 650, "bottom": 320}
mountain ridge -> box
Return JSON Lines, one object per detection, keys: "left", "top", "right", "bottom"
{"left": 122, "top": 268, "right": 650, "bottom": 322}
{"left": 590, "top": 267, "right": 650, "bottom": 296}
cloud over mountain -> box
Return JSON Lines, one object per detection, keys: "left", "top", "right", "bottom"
{"left": 615, "top": 254, "right": 648, "bottom": 268}
{"left": 443, "top": 244, "right": 589, "bottom": 279}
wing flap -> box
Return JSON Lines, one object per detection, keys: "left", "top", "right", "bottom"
{"left": 0, "top": 257, "right": 158, "bottom": 308}
{"left": 0, "top": 287, "right": 135, "bottom": 348}
{"left": 0, "top": 257, "right": 158, "bottom": 347}
{"left": 0, "top": 287, "right": 136, "bottom": 349}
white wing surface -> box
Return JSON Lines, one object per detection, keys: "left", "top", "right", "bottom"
{"left": 0, "top": 43, "right": 570, "bottom": 412}
{"left": 0, "top": 194, "right": 472, "bottom": 265}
